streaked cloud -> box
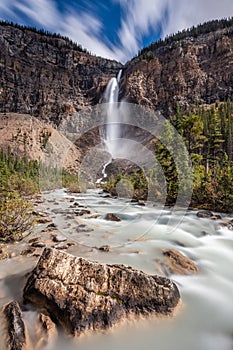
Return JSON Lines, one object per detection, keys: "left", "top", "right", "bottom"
{"left": 0, "top": 0, "right": 232, "bottom": 62}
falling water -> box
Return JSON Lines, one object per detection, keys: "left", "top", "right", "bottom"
{"left": 103, "top": 70, "right": 122, "bottom": 158}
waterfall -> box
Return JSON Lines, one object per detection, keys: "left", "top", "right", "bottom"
{"left": 103, "top": 69, "right": 122, "bottom": 158}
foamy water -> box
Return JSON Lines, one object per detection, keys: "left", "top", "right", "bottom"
{"left": 0, "top": 189, "right": 233, "bottom": 350}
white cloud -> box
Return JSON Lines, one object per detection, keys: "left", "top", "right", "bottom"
{"left": 0, "top": 0, "right": 18, "bottom": 19}
{"left": 61, "top": 13, "right": 118, "bottom": 60}
{"left": 15, "top": 0, "right": 61, "bottom": 28}
{"left": 114, "top": 0, "right": 233, "bottom": 61}
{"left": 163, "top": 0, "right": 233, "bottom": 37}
{"left": 0, "top": 0, "right": 233, "bottom": 62}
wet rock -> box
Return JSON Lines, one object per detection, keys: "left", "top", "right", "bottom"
{"left": 104, "top": 213, "right": 121, "bottom": 222}
{"left": 88, "top": 214, "right": 101, "bottom": 219}
{"left": 51, "top": 234, "right": 67, "bottom": 243}
{"left": 220, "top": 219, "right": 233, "bottom": 230}
{"left": 24, "top": 248, "right": 180, "bottom": 336}
{"left": 47, "top": 223, "right": 57, "bottom": 228}
{"left": 3, "top": 300, "right": 27, "bottom": 350}
{"left": 74, "top": 209, "right": 91, "bottom": 216}
{"left": 197, "top": 210, "right": 214, "bottom": 218}
{"left": 53, "top": 242, "right": 69, "bottom": 250}
{"left": 98, "top": 245, "right": 111, "bottom": 252}
{"left": 101, "top": 194, "right": 111, "bottom": 198}
{"left": 36, "top": 217, "right": 52, "bottom": 224}
{"left": 31, "top": 241, "right": 46, "bottom": 248}
{"left": 28, "top": 237, "right": 40, "bottom": 244}
{"left": 69, "top": 202, "right": 80, "bottom": 207}
{"left": 20, "top": 247, "right": 37, "bottom": 256}
{"left": 51, "top": 208, "right": 67, "bottom": 214}
{"left": 67, "top": 198, "right": 75, "bottom": 202}
{"left": 39, "top": 313, "right": 57, "bottom": 348}
{"left": 76, "top": 225, "right": 94, "bottom": 233}
{"left": 210, "top": 215, "right": 222, "bottom": 220}
{"left": 130, "top": 199, "right": 138, "bottom": 203}
{"left": 159, "top": 249, "right": 198, "bottom": 275}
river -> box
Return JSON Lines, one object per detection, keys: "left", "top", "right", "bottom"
{"left": 0, "top": 188, "right": 233, "bottom": 350}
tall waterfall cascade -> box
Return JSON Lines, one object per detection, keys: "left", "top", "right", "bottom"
{"left": 103, "top": 69, "right": 122, "bottom": 158}
{"left": 96, "top": 70, "right": 123, "bottom": 183}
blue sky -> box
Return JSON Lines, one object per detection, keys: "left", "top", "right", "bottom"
{"left": 0, "top": 0, "right": 232, "bottom": 62}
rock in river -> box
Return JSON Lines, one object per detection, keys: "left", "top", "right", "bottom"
{"left": 197, "top": 210, "right": 214, "bottom": 218}
{"left": 104, "top": 213, "right": 121, "bottom": 221}
{"left": 23, "top": 248, "right": 180, "bottom": 336}
{"left": 3, "top": 301, "right": 27, "bottom": 350}
{"left": 160, "top": 249, "right": 198, "bottom": 276}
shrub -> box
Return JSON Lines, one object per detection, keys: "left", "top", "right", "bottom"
{"left": 0, "top": 192, "right": 35, "bottom": 242}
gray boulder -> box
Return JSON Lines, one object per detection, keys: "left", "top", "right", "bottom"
{"left": 23, "top": 248, "right": 180, "bottom": 336}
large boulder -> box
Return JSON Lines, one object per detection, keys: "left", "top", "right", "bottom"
{"left": 23, "top": 248, "right": 180, "bottom": 336}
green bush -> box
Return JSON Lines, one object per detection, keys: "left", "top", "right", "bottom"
{"left": 0, "top": 192, "right": 35, "bottom": 242}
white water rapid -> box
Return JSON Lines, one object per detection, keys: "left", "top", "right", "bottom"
{"left": 0, "top": 189, "right": 233, "bottom": 350}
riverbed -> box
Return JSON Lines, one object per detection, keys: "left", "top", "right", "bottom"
{"left": 1, "top": 188, "right": 233, "bottom": 350}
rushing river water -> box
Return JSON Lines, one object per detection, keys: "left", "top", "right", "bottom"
{"left": 0, "top": 188, "right": 233, "bottom": 350}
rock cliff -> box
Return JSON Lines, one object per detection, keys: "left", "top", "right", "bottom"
{"left": 121, "top": 22, "right": 233, "bottom": 116}
{"left": 0, "top": 22, "right": 122, "bottom": 125}
{"left": 0, "top": 20, "right": 233, "bottom": 126}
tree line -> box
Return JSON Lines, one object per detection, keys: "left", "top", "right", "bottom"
{"left": 0, "top": 20, "right": 89, "bottom": 54}
{"left": 137, "top": 17, "right": 233, "bottom": 59}
{"left": 103, "top": 101, "right": 233, "bottom": 212}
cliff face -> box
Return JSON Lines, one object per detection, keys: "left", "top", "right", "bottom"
{"left": 0, "top": 24, "right": 122, "bottom": 125}
{"left": 121, "top": 25, "right": 233, "bottom": 116}
{"left": 0, "top": 21, "right": 232, "bottom": 125}
{"left": 0, "top": 23, "right": 233, "bottom": 125}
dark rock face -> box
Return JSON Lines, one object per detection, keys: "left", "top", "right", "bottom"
{"left": 121, "top": 26, "right": 233, "bottom": 116}
{"left": 23, "top": 248, "right": 180, "bottom": 336}
{"left": 3, "top": 301, "right": 27, "bottom": 350}
{"left": 159, "top": 249, "right": 198, "bottom": 275}
{"left": 0, "top": 23, "right": 122, "bottom": 124}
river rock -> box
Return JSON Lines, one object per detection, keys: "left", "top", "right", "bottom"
{"left": 23, "top": 248, "right": 180, "bottom": 336}
{"left": 20, "top": 247, "right": 37, "bottom": 257}
{"left": 197, "top": 210, "right": 214, "bottom": 218}
{"left": 98, "top": 245, "right": 111, "bottom": 252}
{"left": 53, "top": 242, "right": 69, "bottom": 250}
{"left": 3, "top": 301, "right": 27, "bottom": 350}
{"left": 104, "top": 213, "right": 121, "bottom": 222}
{"left": 219, "top": 219, "right": 233, "bottom": 230}
{"left": 51, "top": 234, "right": 67, "bottom": 243}
{"left": 38, "top": 313, "right": 57, "bottom": 348}
{"left": 159, "top": 249, "right": 198, "bottom": 275}
{"left": 74, "top": 209, "right": 91, "bottom": 216}
{"left": 31, "top": 241, "right": 46, "bottom": 248}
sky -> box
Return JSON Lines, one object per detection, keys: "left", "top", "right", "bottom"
{"left": 0, "top": 0, "right": 233, "bottom": 63}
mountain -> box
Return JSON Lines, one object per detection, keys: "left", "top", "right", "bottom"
{"left": 121, "top": 18, "right": 233, "bottom": 116}
{"left": 0, "top": 22, "right": 122, "bottom": 125}
{"left": 0, "top": 19, "right": 232, "bottom": 124}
